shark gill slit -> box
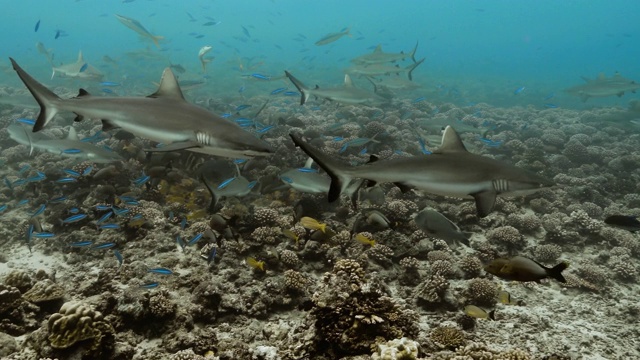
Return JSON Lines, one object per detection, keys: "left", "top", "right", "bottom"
{"left": 492, "top": 179, "right": 510, "bottom": 192}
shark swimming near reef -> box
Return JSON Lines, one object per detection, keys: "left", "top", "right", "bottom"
{"left": 9, "top": 58, "right": 273, "bottom": 159}
{"left": 51, "top": 51, "right": 103, "bottom": 81}
{"left": 290, "top": 126, "right": 553, "bottom": 217}
{"left": 7, "top": 123, "right": 123, "bottom": 163}
{"left": 350, "top": 42, "right": 419, "bottom": 65}
{"left": 115, "top": 14, "right": 164, "bottom": 48}
{"left": 565, "top": 72, "right": 640, "bottom": 102}
{"left": 285, "top": 71, "right": 389, "bottom": 106}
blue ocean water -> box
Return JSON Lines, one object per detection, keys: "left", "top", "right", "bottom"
{"left": 3, "top": 0, "right": 639, "bottom": 107}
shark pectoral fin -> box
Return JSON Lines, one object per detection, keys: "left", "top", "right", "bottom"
{"left": 472, "top": 191, "right": 497, "bottom": 218}
{"left": 145, "top": 141, "right": 201, "bottom": 153}
{"left": 101, "top": 120, "right": 120, "bottom": 131}
{"left": 76, "top": 89, "right": 90, "bottom": 97}
{"left": 394, "top": 182, "right": 413, "bottom": 193}
{"left": 73, "top": 113, "right": 85, "bottom": 122}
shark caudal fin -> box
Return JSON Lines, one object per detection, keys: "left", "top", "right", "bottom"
{"left": 9, "top": 58, "right": 61, "bottom": 132}
{"left": 289, "top": 133, "right": 353, "bottom": 202}
{"left": 407, "top": 58, "right": 425, "bottom": 81}
{"left": 284, "top": 71, "right": 311, "bottom": 105}
{"left": 409, "top": 41, "right": 419, "bottom": 63}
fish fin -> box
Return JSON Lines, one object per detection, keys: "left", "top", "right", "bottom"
{"left": 285, "top": 71, "right": 310, "bottom": 105}
{"left": 199, "top": 174, "right": 219, "bottom": 213}
{"left": 101, "top": 119, "right": 119, "bottom": 131}
{"left": 77, "top": 50, "right": 84, "bottom": 63}
{"left": 148, "top": 68, "right": 185, "bottom": 101}
{"left": 290, "top": 133, "right": 352, "bottom": 203}
{"left": 76, "top": 89, "right": 90, "bottom": 97}
{"left": 410, "top": 41, "right": 419, "bottom": 63}
{"left": 145, "top": 141, "right": 201, "bottom": 152}
{"left": 394, "top": 182, "right": 412, "bottom": 193}
{"left": 488, "top": 310, "right": 496, "bottom": 321}
{"left": 365, "top": 179, "right": 377, "bottom": 187}
{"left": 152, "top": 35, "right": 164, "bottom": 48}
{"left": 472, "top": 191, "right": 497, "bottom": 218}
{"left": 435, "top": 126, "right": 468, "bottom": 153}
{"left": 67, "top": 127, "right": 78, "bottom": 141}
{"left": 10, "top": 58, "right": 62, "bottom": 132}
{"left": 373, "top": 44, "right": 382, "bottom": 53}
{"left": 367, "top": 155, "right": 379, "bottom": 163}
{"left": 406, "top": 58, "right": 425, "bottom": 81}
{"left": 344, "top": 74, "right": 354, "bottom": 87}
{"left": 73, "top": 113, "right": 84, "bottom": 122}
{"left": 546, "top": 261, "right": 569, "bottom": 283}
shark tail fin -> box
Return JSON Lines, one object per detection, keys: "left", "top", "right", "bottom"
{"left": 406, "top": 58, "right": 425, "bottom": 81}
{"left": 10, "top": 58, "right": 61, "bottom": 132}
{"left": 290, "top": 133, "right": 352, "bottom": 202}
{"left": 285, "top": 71, "right": 310, "bottom": 105}
{"left": 410, "top": 41, "right": 419, "bottom": 63}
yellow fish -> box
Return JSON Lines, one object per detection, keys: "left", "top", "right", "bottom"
{"left": 354, "top": 233, "right": 376, "bottom": 246}
{"left": 499, "top": 291, "right": 524, "bottom": 306}
{"left": 464, "top": 305, "right": 495, "bottom": 320}
{"left": 282, "top": 229, "right": 300, "bottom": 245}
{"left": 246, "top": 257, "right": 265, "bottom": 272}
{"left": 300, "top": 216, "right": 326, "bottom": 233}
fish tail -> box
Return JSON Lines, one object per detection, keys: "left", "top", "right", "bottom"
{"left": 284, "top": 71, "right": 310, "bottom": 105}
{"left": 152, "top": 35, "right": 164, "bottom": 48}
{"left": 547, "top": 261, "right": 569, "bottom": 283}
{"left": 410, "top": 41, "right": 419, "bottom": 63}
{"left": 406, "top": 58, "right": 425, "bottom": 81}
{"left": 290, "top": 133, "right": 353, "bottom": 203}
{"left": 10, "top": 58, "right": 62, "bottom": 132}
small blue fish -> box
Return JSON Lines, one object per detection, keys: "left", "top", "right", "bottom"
{"left": 26, "top": 224, "right": 35, "bottom": 248}
{"left": 34, "top": 232, "right": 55, "bottom": 238}
{"left": 79, "top": 63, "right": 89, "bottom": 73}
{"left": 221, "top": 112, "right": 232, "bottom": 118}
{"left": 63, "top": 214, "right": 87, "bottom": 223}
{"left": 99, "top": 223, "right": 120, "bottom": 230}
{"left": 280, "top": 176, "right": 293, "bottom": 184}
{"left": 5, "top": 177, "right": 14, "bottom": 191}
{"left": 417, "top": 137, "right": 432, "bottom": 155}
{"left": 359, "top": 148, "right": 368, "bottom": 155}
{"left": 233, "top": 159, "right": 247, "bottom": 164}
{"left": 35, "top": 20, "right": 40, "bottom": 32}
{"left": 133, "top": 174, "right": 150, "bottom": 186}
{"left": 56, "top": 177, "right": 78, "bottom": 183}
{"left": 70, "top": 241, "right": 93, "bottom": 247}
{"left": 49, "top": 196, "right": 67, "bottom": 203}
{"left": 93, "top": 242, "right": 116, "bottom": 250}
{"left": 187, "top": 233, "right": 203, "bottom": 246}
{"left": 256, "top": 125, "right": 275, "bottom": 134}
{"left": 140, "top": 282, "right": 159, "bottom": 289}
{"left": 16, "top": 118, "right": 36, "bottom": 126}
{"left": 100, "top": 81, "right": 120, "bottom": 87}
{"left": 68, "top": 207, "right": 80, "bottom": 214}
{"left": 17, "top": 199, "right": 29, "bottom": 206}
{"left": 82, "top": 166, "right": 93, "bottom": 176}
{"left": 478, "top": 137, "right": 503, "bottom": 148}
{"left": 235, "top": 104, "right": 251, "bottom": 111}
{"left": 332, "top": 136, "right": 344, "bottom": 141}
{"left": 544, "top": 92, "right": 555, "bottom": 100}
{"left": 31, "top": 204, "right": 46, "bottom": 218}
{"left": 217, "top": 177, "right": 236, "bottom": 189}
{"left": 18, "top": 165, "right": 30, "bottom": 174}
{"left": 102, "top": 88, "right": 113, "bottom": 94}
{"left": 63, "top": 169, "right": 81, "bottom": 177}
{"left": 13, "top": 179, "right": 27, "bottom": 186}
{"left": 413, "top": 96, "right": 426, "bottom": 103}
{"left": 284, "top": 91, "right": 299, "bottom": 96}
{"left": 113, "top": 250, "right": 123, "bottom": 267}
{"left": 0, "top": 204, "right": 7, "bottom": 213}
{"left": 251, "top": 73, "right": 270, "bottom": 80}
{"left": 248, "top": 180, "right": 258, "bottom": 189}
{"left": 270, "top": 87, "right": 286, "bottom": 95}
{"left": 514, "top": 86, "right": 526, "bottom": 95}
{"left": 238, "top": 85, "right": 245, "bottom": 93}
{"left": 96, "top": 211, "right": 113, "bottom": 225}
{"left": 207, "top": 247, "right": 217, "bottom": 264}
{"left": 148, "top": 267, "right": 174, "bottom": 275}
{"left": 176, "top": 235, "right": 185, "bottom": 250}
{"left": 55, "top": 30, "right": 61, "bottom": 39}
{"left": 297, "top": 167, "right": 319, "bottom": 173}
{"left": 544, "top": 103, "right": 558, "bottom": 109}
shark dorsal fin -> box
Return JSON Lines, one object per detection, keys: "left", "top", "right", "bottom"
{"left": 373, "top": 44, "right": 383, "bottom": 53}
{"left": 344, "top": 74, "right": 354, "bottom": 87}
{"left": 77, "top": 89, "right": 90, "bottom": 97}
{"left": 148, "top": 68, "right": 185, "bottom": 101}
{"left": 77, "top": 51, "right": 84, "bottom": 63}
{"left": 436, "top": 126, "right": 467, "bottom": 153}
{"left": 304, "top": 157, "right": 315, "bottom": 168}
{"left": 67, "top": 127, "right": 78, "bottom": 141}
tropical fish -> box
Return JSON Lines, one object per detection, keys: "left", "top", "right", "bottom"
{"left": 70, "top": 241, "right": 93, "bottom": 247}
{"left": 140, "top": 282, "right": 159, "bottom": 289}
{"left": 290, "top": 126, "right": 553, "bottom": 218}
{"left": 315, "top": 27, "right": 350, "bottom": 46}
{"left": 198, "top": 45, "right": 214, "bottom": 73}
{"left": 9, "top": 59, "right": 272, "bottom": 159}
{"left": 413, "top": 208, "right": 470, "bottom": 247}
{"left": 246, "top": 257, "right": 265, "bottom": 271}
{"left": 300, "top": 216, "right": 326, "bottom": 233}
{"left": 93, "top": 242, "right": 116, "bottom": 250}
{"left": 464, "top": 305, "right": 495, "bottom": 320}
{"left": 113, "top": 250, "right": 123, "bottom": 267}
{"left": 498, "top": 290, "right": 523, "bottom": 306}
{"left": 354, "top": 233, "right": 376, "bottom": 246}
{"left": 35, "top": 20, "right": 41, "bottom": 32}
{"left": 485, "top": 256, "right": 568, "bottom": 283}
{"left": 62, "top": 214, "right": 87, "bottom": 224}
{"left": 604, "top": 215, "right": 640, "bottom": 232}
{"left": 114, "top": 14, "right": 164, "bottom": 48}
{"left": 148, "top": 267, "right": 174, "bottom": 275}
